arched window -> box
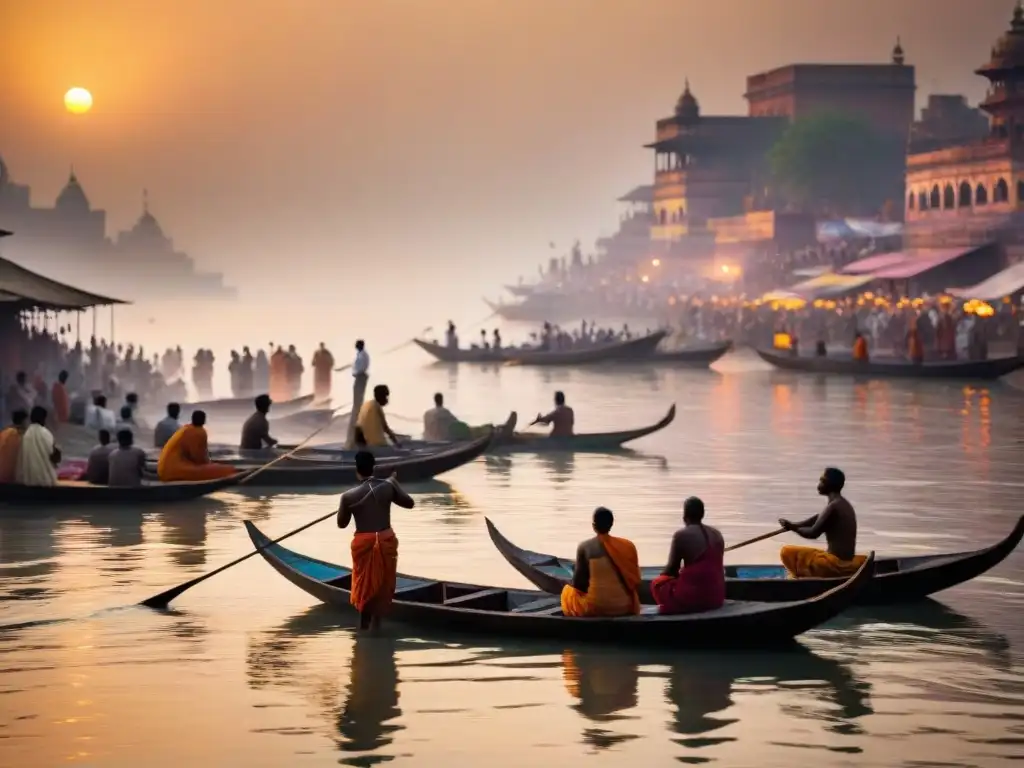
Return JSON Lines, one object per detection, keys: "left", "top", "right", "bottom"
{"left": 958, "top": 182, "right": 972, "bottom": 207}
{"left": 907, "top": 191, "right": 915, "bottom": 210}
{"left": 918, "top": 191, "right": 929, "bottom": 210}
{"left": 1017, "top": 180, "right": 1024, "bottom": 203}
{"left": 995, "top": 178, "right": 1009, "bottom": 202}
{"left": 930, "top": 185, "right": 941, "bottom": 208}
{"left": 976, "top": 184, "right": 989, "bottom": 205}
{"left": 677, "top": 206, "right": 685, "bottom": 220}
{"left": 943, "top": 184, "right": 955, "bottom": 209}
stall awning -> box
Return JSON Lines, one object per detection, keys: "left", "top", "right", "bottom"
{"left": 841, "top": 248, "right": 978, "bottom": 279}
{"left": 0, "top": 255, "right": 127, "bottom": 309}
{"left": 948, "top": 261, "right": 1024, "bottom": 300}
{"left": 789, "top": 272, "right": 874, "bottom": 298}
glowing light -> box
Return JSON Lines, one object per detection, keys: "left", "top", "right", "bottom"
{"left": 721, "top": 265, "right": 730, "bottom": 274}
{"left": 640, "top": 275, "right": 649, "bottom": 283}
{"left": 652, "top": 258, "right": 661, "bottom": 267}
{"left": 64, "top": 87, "right": 93, "bottom": 115}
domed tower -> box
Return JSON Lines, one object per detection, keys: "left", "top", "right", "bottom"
{"left": 675, "top": 79, "right": 700, "bottom": 126}
{"left": 976, "top": 1, "right": 1024, "bottom": 140}
{"left": 55, "top": 168, "right": 91, "bottom": 213}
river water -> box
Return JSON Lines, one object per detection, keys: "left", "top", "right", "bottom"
{"left": 2, "top": 348, "right": 1023, "bottom": 767}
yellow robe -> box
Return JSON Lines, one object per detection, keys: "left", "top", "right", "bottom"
{"left": 561, "top": 534, "right": 641, "bottom": 617}
{"left": 780, "top": 545, "right": 867, "bottom": 578}
{"left": 157, "top": 425, "right": 237, "bottom": 481}
{"left": 0, "top": 427, "right": 22, "bottom": 483}
{"left": 356, "top": 400, "right": 387, "bottom": 446}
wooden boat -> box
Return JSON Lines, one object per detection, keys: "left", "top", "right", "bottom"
{"left": 182, "top": 393, "right": 315, "bottom": 418}
{"left": 245, "top": 520, "right": 874, "bottom": 647}
{"left": 485, "top": 515, "right": 1024, "bottom": 606}
{"left": 204, "top": 432, "right": 493, "bottom": 487}
{"left": 650, "top": 340, "right": 732, "bottom": 366}
{"left": 413, "top": 330, "right": 668, "bottom": 365}
{"left": 0, "top": 471, "right": 248, "bottom": 507}
{"left": 755, "top": 348, "right": 1024, "bottom": 380}
{"left": 494, "top": 405, "right": 675, "bottom": 452}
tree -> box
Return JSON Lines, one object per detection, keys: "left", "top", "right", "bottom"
{"left": 769, "top": 113, "right": 906, "bottom": 216}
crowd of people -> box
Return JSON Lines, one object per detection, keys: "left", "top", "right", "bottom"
{"left": 446, "top": 319, "right": 645, "bottom": 352}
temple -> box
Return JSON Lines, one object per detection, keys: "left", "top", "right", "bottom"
{"left": 0, "top": 159, "right": 235, "bottom": 300}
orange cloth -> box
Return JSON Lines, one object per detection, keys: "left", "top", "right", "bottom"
{"left": 51, "top": 382, "right": 70, "bottom": 423}
{"left": 269, "top": 350, "right": 289, "bottom": 402}
{"left": 350, "top": 529, "right": 399, "bottom": 614}
{"left": 0, "top": 427, "right": 22, "bottom": 483}
{"left": 852, "top": 337, "right": 868, "bottom": 361}
{"left": 907, "top": 329, "right": 924, "bottom": 362}
{"left": 780, "top": 545, "right": 866, "bottom": 578}
{"left": 312, "top": 349, "right": 334, "bottom": 400}
{"left": 560, "top": 534, "right": 641, "bottom": 617}
{"left": 157, "top": 424, "right": 236, "bottom": 481}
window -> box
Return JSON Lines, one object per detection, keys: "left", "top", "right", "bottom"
{"left": 976, "top": 184, "right": 989, "bottom": 205}
{"left": 958, "top": 182, "right": 972, "bottom": 208}
{"left": 930, "top": 185, "right": 941, "bottom": 208}
{"left": 1017, "top": 180, "right": 1024, "bottom": 203}
{"left": 908, "top": 192, "right": 915, "bottom": 210}
{"left": 996, "top": 178, "right": 1009, "bottom": 202}
{"left": 659, "top": 209, "right": 667, "bottom": 225}
{"left": 943, "top": 184, "right": 955, "bottom": 209}
{"left": 918, "top": 191, "right": 929, "bottom": 210}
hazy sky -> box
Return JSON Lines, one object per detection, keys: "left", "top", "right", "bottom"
{"left": 0, "top": 0, "right": 1014, "bottom": 296}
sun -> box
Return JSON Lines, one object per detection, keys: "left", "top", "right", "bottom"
{"left": 64, "top": 87, "right": 93, "bottom": 115}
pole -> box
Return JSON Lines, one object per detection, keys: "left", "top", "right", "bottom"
{"left": 110, "top": 305, "right": 115, "bottom": 344}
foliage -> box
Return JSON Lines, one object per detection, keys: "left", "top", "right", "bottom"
{"left": 769, "top": 113, "right": 906, "bottom": 215}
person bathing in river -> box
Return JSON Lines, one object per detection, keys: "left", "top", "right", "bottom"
{"left": 560, "top": 507, "right": 641, "bottom": 618}
{"left": 337, "top": 450, "right": 415, "bottom": 631}
{"left": 157, "top": 410, "right": 237, "bottom": 482}
{"left": 778, "top": 467, "right": 866, "bottom": 578}
{"left": 651, "top": 497, "right": 725, "bottom": 614}
{"left": 240, "top": 394, "right": 278, "bottom": 451}
{"left": 356, "top": 385, "right": 401, "bottom": 448}
{"left": 532, "top": 391, "right": 574, "bottom": 437}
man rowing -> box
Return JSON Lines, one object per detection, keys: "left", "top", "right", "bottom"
{"left": 356, "top": 384, "right": 401, "bottom": 447}
{"left": 240, "top": 394, "right": 278, "bottom": 451}
{"left": 560, "top": 507, "right": 641, "bottom": 617}
{"left": 778, "top": 467, "right": 866, "bottom": 578}
{"left": 337, "top": 451, "right": 415, "bottom": 631}
{"left": 651, "top": 497, "right": 726, "bottom": 614}
{"left": 532, "top": 390, "right": 574, "bottom": 437}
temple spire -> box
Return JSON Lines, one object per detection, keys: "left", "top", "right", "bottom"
{"left": 892, "top": 36, "right": 905, "bottom": 65}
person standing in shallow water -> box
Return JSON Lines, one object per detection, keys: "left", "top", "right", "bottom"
{"left": 337, "top": 451, "right": 414, "bottom": 631}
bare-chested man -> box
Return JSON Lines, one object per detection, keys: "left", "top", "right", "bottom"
{"left": 651, "top": 497, "right": 726, "bottom": 614}
{"left": 778, "top": 467, "right": 865, "bottom": 578}
{"left": 337, "top": 451, "right": 415, "bottom": 630}
{"left": 532, "top": 390, "right": 574, "bottom": 437}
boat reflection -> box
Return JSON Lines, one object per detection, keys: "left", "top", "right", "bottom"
{"left": 561, "top": 649, "right": 640, "bottom": 750}
{"left": 336, "top": 633, "right": 402, "bottom": 761}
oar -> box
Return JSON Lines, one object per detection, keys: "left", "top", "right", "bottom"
{"left": 723, "top": 527, "right": 786, "bottom": 553}
{"left": 139, "top": 407, "right": 349, "bottom": 609}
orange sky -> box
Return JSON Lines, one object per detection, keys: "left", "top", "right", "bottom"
{"left": 0, "top": 0, "right": 1014, "bottom": 293}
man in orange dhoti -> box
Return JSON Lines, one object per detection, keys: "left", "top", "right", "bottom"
{"left": 156, "top": 410, "right": 237, "bottom": 481}
{"left": 560, "top": 507, "right": 641, "bottom": 618}
{"left": 0, "top": 409, "right": 28, "bottom": 483}
{"left": 311, "top": 342, "right": 334, "bottom": 401}
{"left": 51, "top": 370, "right": 70, "bottom": 424}
{"left": 337, "top": 451, "right": 415, "bottom": 630}
{"left": 778, "top": 467, "right": 867, "bottom": 578}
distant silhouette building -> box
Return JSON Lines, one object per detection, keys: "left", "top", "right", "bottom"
{"left": 909, "top": 95, "right": 990, "bottom": 153}
{"left": 0, "top": 158, "right": 235, "bottom": 300}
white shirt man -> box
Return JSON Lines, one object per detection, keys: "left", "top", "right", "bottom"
{"left": 352, "top": 343, "right": 370, "bottom": 378}
{"left": 84, "top": 397, "right": 117, "bottom": 432}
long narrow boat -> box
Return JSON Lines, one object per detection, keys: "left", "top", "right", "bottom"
{"left": 205, "top": 432, "right": 493, "bottom": 487}
{"left": 245, "top": 520, "right": 874, "bottom": 647}
{"left": 756, "top": 348, "right": 1024, "bottom": 380}
{"left": 650, "top": 340, "right": 733, "bottom": 366}
{"left": 0, "top": 471, "right": 248, "bottom": 508}
{"left": 144, "top": 393, "right": 318, "bottom": 422}
{"left": 413, "top": 330, "right": 668, "bottom": 365}
{"left": 485, "top": 516, "right": 1024, "bottom": 606}
{"left": 494, "top": 405, "right": 676, "bottom": 452}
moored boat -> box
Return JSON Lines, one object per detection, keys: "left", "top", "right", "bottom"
{"left": 651, "top": 340, "right": 733, "bottom": 366}
{"left": 755, "top": 348, "right": 1024, "bottom": 380}
{"left": 485, "top": 516, "right": 1024, "bottom": 605}
{"left": 245, "top": 520, "right": 874, "bottom": 647}
{"left": 0, "top": 471, "right": 249, "bottom": 508}
{"left": 413, "top": 330, "right": 668, "bottom": 365}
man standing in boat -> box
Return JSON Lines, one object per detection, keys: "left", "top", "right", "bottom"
{"left": 337, "top": 451, "right": 415, "bottom": 631}
{"left": 778, "top": 468, "right": 865, "bottom": 578}
{"left": 345, "top": 339, "right": 370, "bottom": 447}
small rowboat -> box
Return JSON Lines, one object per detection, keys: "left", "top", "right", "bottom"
{"left": 650, "top": 340, "right": 733, "bottom": 366}
{"left": 413, "top": 331, "right": 668, "bottom": 366}
{"left": 202, "top": 432, "right": 493, "bottom": 487}
{"left": 756, "top": 348, "right": 1024, "bottom": 380}
{"left": 485, "top": 515, "right": 1024, "bottom": 606}
{"left": 245, "top": 520, "right": 874, "bottom": 647}
{"left": 144, "top": 393, "right": 318, "bottom": 422}
{"left": 0, "top": 471, "right": 248, "bottom": 508}
{"left": 495, "top": 405, "right": 675, "bottom": 453}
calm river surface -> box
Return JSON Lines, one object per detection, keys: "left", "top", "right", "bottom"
{"left": 2, "top": 349, "right": 1023, "bottom": 767}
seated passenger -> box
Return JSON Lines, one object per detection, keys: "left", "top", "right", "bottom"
{"left": 560, "top": 507, "right": 641, "bottom": 618}
{"left": 651, "top": 496, "right": 726, "bottom": 615}
{"left": 84, "top": 429, "right": 116, "bottom": 485}
{"left": 423, "top": 392, "right": 458, "bottom": 442}
{"left": 778, "top": 467, "right": 867, "bottom": 578}
{"left": 157, "top": 410, "right": 237, "bottom": 482}
{"left": 154, "top": 402, "right": 182, "bottom": 449}
{"left": 108, "top": 429, "right": 147, "bottom": 487}
{"left": 240, "top": 394, "right": 278, "bottom": 450}
{"left": 356, "top": 385, "right": 401, "bottom": 447}
{"left": 0, "top": 409, "right": 28, "bottom": 483}
{"left": 15, "top": 406, "right": 61, "bottom": 487}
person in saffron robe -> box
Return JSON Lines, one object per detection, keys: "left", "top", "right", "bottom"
{"left": 936, "top": 310, "right": 957, "bottom": 360}
{"left": 560, "top": 507, "right": 641, "bottom": 618}
{"left": 651, "top": 497, "right": 726, "bottom": 615}
{"left": 156, "top": 410, "right": 237, "bottom": 481}
{"left": 778, "top": 467, "right": 866, "bottom": 578}
{"left": 0, "top": 409, "right": 28, "bottom": 483}
{"left": 311, "top": 342, "right": 335, "bottom": 401}
{"left": 15, "top": 406, "right": 61, "bottom": 487}
{"left": 852, "top": 332, "right": 869, "bottom": 362}
{"left": 51, "top": 370, "right": 70, "bottom": 424}
{"left": 269, "top": 346, "right": 288, "bottom": 402}
{"left": 907, "top": 323, "right": 924, "bottom": 364}
{"left": 337, "top": 451, "right": 414, "bottom": 631}
{"left": 356, "top": 385, "right": 401, "bottom": 448}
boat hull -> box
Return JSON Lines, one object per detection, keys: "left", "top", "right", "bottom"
{"left": 245, "top": 520, "right": 874, "bottom": 648}
{"left": 485, "top": 516, "right": 1024, "bottom": 606}
{"left": 414, "top": 331, "right": 668, "bottom": 365}
{"left": 0, "top": 471, "right": 247, "bottom": 508}
{"left": 650, "top": 341, "right": 732, "bottom": 366}
{"left": 756, "top": 348, "right": 1024, "bottom": 380}
{"left": 494, "top": 404, "right": 676, "bottom": 452}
